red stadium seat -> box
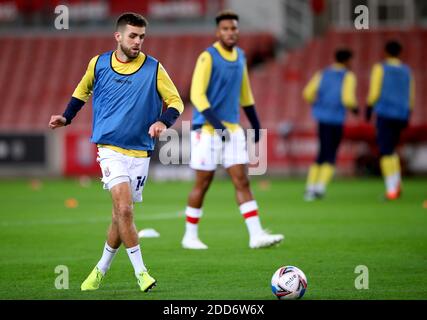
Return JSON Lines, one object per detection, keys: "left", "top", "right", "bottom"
{"left": 0, "top": 32, "right": 275, "bottom": 130}
{"left": 0, "top": 29, "right": 425, "bottom": 137}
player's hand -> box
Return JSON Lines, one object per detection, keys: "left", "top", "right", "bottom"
{"left": 49, "top": 115, "right": 66, "bottom": 129}
{"left": 149, "top": 121, "right": 166, "bottom": 138}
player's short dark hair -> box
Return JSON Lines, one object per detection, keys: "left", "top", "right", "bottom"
{"left": 385, "top": 40, "right": 402, "bottom": 57}
{"left": 335, "top": 48, "right": 353, "bottom": 63}
{"left": 116, "top": 12, "right": 148, "bottom": 31}
{"left": 215, "top": 10, "right": 239, "bottom": 25}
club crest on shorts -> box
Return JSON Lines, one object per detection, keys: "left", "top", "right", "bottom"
{"left": 104, "top": 167, "right": 111, "bottom": 177}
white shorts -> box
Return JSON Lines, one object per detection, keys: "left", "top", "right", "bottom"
{"left": 96, "top": 147, "right": 150, "bottom": 203}
{"left": 190, "top": 128, "right": 249, "bottom": 171}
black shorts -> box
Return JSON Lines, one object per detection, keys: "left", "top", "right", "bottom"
{"left": 376, "top": 116, "right": 408, "bottom": 156}
{"left": 316, "top": 122, "right": 343, "bottom": 164}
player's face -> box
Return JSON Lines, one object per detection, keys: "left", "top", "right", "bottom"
{"left": 116, "top": 25, "right": 146, "bottom": 59}
{"left": 216, "top": 19, "right": 239, "bottom": 50}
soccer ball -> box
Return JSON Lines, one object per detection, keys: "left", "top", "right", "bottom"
{"left": 271, "top": 266, "right": 307, "bottom": 300}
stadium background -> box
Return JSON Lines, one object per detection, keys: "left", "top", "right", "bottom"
{"left": 0, "top": 0, "right": 426, "bottom": 178}
{"left": 0, "top": 0, "right": 426, "bottom": 301}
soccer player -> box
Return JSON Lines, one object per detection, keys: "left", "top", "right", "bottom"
{"left": 181, "top": 10, "right": 284, "bottom": 250}
{"left": 365, "top": 40, "right": 415, "bottom": 200}
{"left": 303, "top": 49, "right": 358, "bottom": 201}
{"left": 48, "top": 13, "right": 184, "bottom": 291}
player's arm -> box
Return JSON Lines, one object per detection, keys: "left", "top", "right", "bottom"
{"left": 342, "top": 71, "right": 359, "bottom": 115}
{"left": 154, "top": 63, "right": 184, "bottom": 134}
{"left": 48, "top": 56, "right": 98, "bottom": 129}
{"left": 240, "top": 64, "right": 261, "bottom": 143}
{"left": 190, "top": 51, "right": 226, "bottom": 131}
{"left": 302, "top": 71, "right": 322, "bottom": 104}
{"left": 365, "top": 63, "right": 384, "bottom": 121}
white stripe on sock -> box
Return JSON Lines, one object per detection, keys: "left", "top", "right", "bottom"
{"left": 185, "top": 206, "right": 203, "bottom": 218}
{"left": 239, "top": 200, "right": 258, "bottom": 214}
{"left": 239, "top": 201, "right": 263, "bottom": 237}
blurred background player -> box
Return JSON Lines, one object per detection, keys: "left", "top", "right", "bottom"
{"left": 302, "top": 48, "right": 358, "bottom": 201}
{"left": 48, "top": 12, "right": 184, "bottom": 291}
{"left": 181, "top": 10, "right": 284, "bottom": 249}
{"left": 365, "top": 40, "right": 415, "bottom": 200}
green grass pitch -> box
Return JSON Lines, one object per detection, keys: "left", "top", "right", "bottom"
{"left": 0, "top": 177, "right": 426, "bottom": 300}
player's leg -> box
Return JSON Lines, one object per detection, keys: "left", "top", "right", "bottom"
{"left": 226, "top": 164, "right": 252, "bottom": 203}
{"left": 226, "top": 164, "right": 283, "bottom": 248}
{"left": 125, "top": 156, "right": 156, "bottom": 291}
{"left": 224, "top": 130, "right": 260, "bottom": 235}
{"left": 187, "top": 170, "right": 216, "bottom": 208}
{"left": 106, "top": 212, "right": 122, "bottom": 249}
{"left": 99, "top": 150, "right": 144, "bottom": 256}
{"left": 97, "top": 210, "right": 121, "bottom": 274}
{"left": 110, "top": 182, "right": 138, "bottom": 248}
{"left": 110, "top": 181, "right": 155, "bottom": 291}
{"left": 182, "top": 130, "right": 219, "bottom": 249}
{"left": 81, "top": 148, "right": 128, "bottom": 291}
{"left": 389, "top": 119, "right": 408, "bottom": 196}
{"left": 81, "top": 196, "right": 126, "bottom": 292}
{"left": 306, "top": 122, "right": 329, "bottom": 199}
{"left": 391, "top": 152, "right": 402, "bottom": 196}
{"left": 305, "top": 122, "right": 323, "bottom": 201}
{"left": 86, "top": 147, "right": 155, "bottom": 291}
{"left": 81, "top": 209, "right": 121, "bottom": 291}
{"left": 224, "top": 127, "right": 284, "bottom": 248}
{"left": 316, "top": 123, "right": 343, "bottom": 197}
{"left": 111, "top": 182, "right": 144, "bottom": 267}
{"left": 304, "top": 163, "right": 320, "bottom": 201}
{"left": 377, "top": 117, "right": 400, "bottom": 200}
{"left": 182, "top": 170, "right": 215, "bottom": 249}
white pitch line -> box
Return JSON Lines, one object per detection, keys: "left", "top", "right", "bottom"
{"left": 0, "top": 211, "right": 183, "bottom": 227}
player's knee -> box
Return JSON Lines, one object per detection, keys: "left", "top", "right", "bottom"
{"left": 234, "top": 175, "right": 250, "bottom": 191}
{"left": 114, "top": 203, "right": 133, "bottom": 219}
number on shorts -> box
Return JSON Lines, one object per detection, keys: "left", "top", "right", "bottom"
{"left": 136, "top": 176, "right": 146, "bottom": 191}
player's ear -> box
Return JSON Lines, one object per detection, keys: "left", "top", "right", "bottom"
{"left": 114, "top": 31, "right": 122, "bottom": 42}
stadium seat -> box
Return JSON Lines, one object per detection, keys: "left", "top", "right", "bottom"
{"left": 0, "top": 32, "right": 275, "bottom": 129}
{"left": 0, "top": 29, "right": 425, "bottom": 164}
